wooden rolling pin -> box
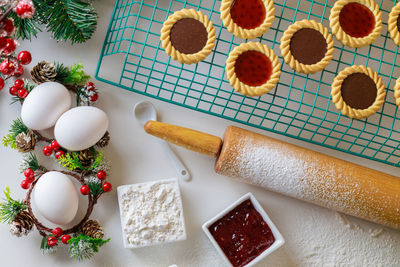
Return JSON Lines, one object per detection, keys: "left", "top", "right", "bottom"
{"left": 144, "top": 120, "right": 400, "bottom": 230}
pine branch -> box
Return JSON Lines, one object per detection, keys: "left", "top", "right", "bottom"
{"left": 0, "top": 187, "right": 27, "bottom": 223}
{"left": 90, "top": 150, "right": 103, "bottom": 170}
{"left": 87, "top": 180, "right": 102, "bottom": 197}
{"left": 41, "top": 0, "right": 97, "bottom": 44}
{"left": 68, "top": 235, "right": 109, "bottom": 261}
{"left": 8, "top": 12, "right": 41, "bottom": 40}
{"left": 54, "top": 62, "right": 70, "bottom": 83}
{"left": 20, "top": 153, "right": 42, "bottom": 172}
{"left": 9, "top": 118, "right": 29, "bottom": 138}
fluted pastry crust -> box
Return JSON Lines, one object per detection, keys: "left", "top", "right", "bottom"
{"left": 160, "top": 9, "right": 216, "bottom": 64}
{"left": 331, "top": 65, "right": 385, "bottom": 119}
{"left": 329, "top": 0, "right": 382, "bottom": 48}
{"left": 280, "top": 19, "right": 334, "bottom": 74}
{"left": 225, "top": 42, "right": 281, "bottom": 97}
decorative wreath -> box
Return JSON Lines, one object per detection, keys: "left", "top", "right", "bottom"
{"left": 1, "top": 61, "right": 111, "bottom": 261}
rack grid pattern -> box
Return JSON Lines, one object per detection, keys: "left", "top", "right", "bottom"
{"left": 96, "top": 0, "right": 400, "bottom": 167}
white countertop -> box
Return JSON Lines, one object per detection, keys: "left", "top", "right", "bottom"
{"left": 1, "top": 1, "right": 400, "bottom": 266}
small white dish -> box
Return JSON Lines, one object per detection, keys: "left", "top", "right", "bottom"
{"left": 202, "top": 192, "right": 285, "bottom": 267}
{"left": 117, "top": 178, "right": 187, "bottom": 249}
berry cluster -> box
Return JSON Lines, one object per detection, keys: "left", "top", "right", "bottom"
{"left": 47, "top": 227, "right": 71, "bottom": 247}
{"left": 78, "top": 81, "right": 99, "bottom": 105}
{"left": 8, "top": 78, "right": 27, "bottom": 98}
{"left": 0, "top": 1, "right": 34, "bottom": 91}
{"left": 42, "top": 140, "right": 65, "bottom": 159}
{"left": 80, "top": 170, "right": 112, "bottom": 195}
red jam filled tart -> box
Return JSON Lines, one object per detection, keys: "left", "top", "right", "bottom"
{"left": 160, "top": 9, "right": 216, "bottom": 64}
{"left": 220, "top": 0, "right": 275, "bottom": 39}
{"left": 388, "top": 2, "right": 400, "bottom": 47}
{"left": 225, "top": 42, "right": 281, "bottom": 97}
{"left": 280, "top": 20, "right": 334, "bottom": 74}
{"left": 329, "top": 0, "right": 382, "bottom": 48}
{"left": 331, "top": 65, "right": 385, "bottom": 119}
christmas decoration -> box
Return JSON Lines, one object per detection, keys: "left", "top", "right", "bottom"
{"left": 96, "top": 131, "right": 110, "bottom": 148}
{"left": 81, "top": 220, "right": 104, "bottom": 239}
{"left": 10, "top": 210, "right": 33, "bottom": 236}
{"left": 1, "top": 62, "right": 111, "bottom": 261}
{"left": 9, "top": 0, "right": 97, "bottom": 44}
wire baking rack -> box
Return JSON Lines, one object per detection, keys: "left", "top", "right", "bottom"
{"left": 96, "top": 0, "right": 400, "bottom": 167}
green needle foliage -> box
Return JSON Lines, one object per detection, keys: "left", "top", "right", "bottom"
{"left": 68, "top": 235, "right": 110, "bottom": 261}
{"left": 11, "top": 0, "right": 97, "bottom": 44}
{"left": 56, "top": 62, "right": 90, "bottom": 85}
{"left": 0, "top": 187, "right": 27, "bottom": 223}
{"left": 20, "top": 153, "right": 41, "bottom": 172}
{"left": 2, "top": 118, "right": 29, "bottom": 148}
{"left": 87, "top": 180, "right": 102, "bottom": 197}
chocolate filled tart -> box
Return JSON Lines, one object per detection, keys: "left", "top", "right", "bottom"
{"left": 225, "top": 42, "right": 281, "bottom": 97}
{"left": 280, "top": 20, "right": 334, "bottom": 74}
{"left": 160, "top": 9, "right": 216, "bottom": 64}
{"left": 220, "top": 0, "right": 275, "bottom": 39}
{"left": 388, "top": 2, "right": 400, "bottom": 47}
{"left": 331, "top": 65, "right": 385, "bottom": 119}
{"left": 329, "top": 0, "right": 382, "bottom": 48}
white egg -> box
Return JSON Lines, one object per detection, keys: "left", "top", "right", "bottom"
{"left": 21, "top": 82, "right": 71, "bottom": 130}
{"left": 34, "top": 171, "right": 79, "bottom": 226}
{"left": 54, "top": 106, "right": 109, "bottom": 151}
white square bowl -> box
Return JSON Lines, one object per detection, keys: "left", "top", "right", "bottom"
{"left": 202, "top": 192, "right": 285, "bottom": 267}
{"left": 117, "top": 178, "right": 187, "bottom": 249}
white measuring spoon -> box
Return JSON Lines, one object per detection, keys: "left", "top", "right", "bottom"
{"left": 133, "top": 101, "right": 191, "bottom": 181}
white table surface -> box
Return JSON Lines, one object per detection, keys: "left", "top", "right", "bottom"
{"left": 1, "top": 1, "right": 400, "bottom": 266}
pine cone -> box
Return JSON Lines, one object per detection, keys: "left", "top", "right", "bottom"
{"left": 31, "top": 61, "right": 57, "bottom": 84}
{"left": 10, "top": 210, "right": 34, "bottom": 237}
{"left": 15, "top": 131, "right": 36, "bottom": 153}
{"left": 81, "top": 220, "right": 104, "bottom": 239}
{"left": 96, "top": 131, "right": 110, "bottom": 148}
{"left": 78, "top": 149, "right": 94, "bottom": 168}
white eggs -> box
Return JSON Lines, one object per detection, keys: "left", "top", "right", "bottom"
{"left": 21, "top": 82, "right": 71, "bottom": 130}
{"left": 54, "top": 106, "right": 109, "bottom": 151}
{"left": 34, "top": 171, "right": 79, "bottom": 226}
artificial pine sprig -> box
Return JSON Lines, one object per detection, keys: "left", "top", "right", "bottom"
{"left": 40, "top": 236, "right": 57, "bottom": 254}
{"left": 11, "top": 0, "right": 97, "bottom": 44}
{"left": 55, "top": 62, "right": 90, "bottom": 85}
{"left": 86, "top": 179, "right": 102, "bottom": 197}
{"left": 68, "top": 234, "right": 110, "bottom": 261}
{"left": 57, "top": 152, "right": 83, "bottom": 171}
{"left": 0, "top": 187, "right": 27, "bottom": 223}
{"left": 19, "top": 153, "right": 42, "bottom": 172}
{"left": 2, "top": 118, "right": 29, "bottom": 148}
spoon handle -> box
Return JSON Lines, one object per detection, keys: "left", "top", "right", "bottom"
{"left": 159, "top": 140, "right": 191, "bottom": 181}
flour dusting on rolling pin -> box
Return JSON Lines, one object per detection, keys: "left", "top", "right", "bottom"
{"left": 145, "top": 121, "right": 400, "bottom": 230}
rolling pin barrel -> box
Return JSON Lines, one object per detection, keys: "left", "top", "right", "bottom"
{"left": 145, "top": 121, "right": 400, "bottom": 230}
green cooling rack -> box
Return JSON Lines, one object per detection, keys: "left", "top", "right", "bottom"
{"left": 95, "top": 0, "right": 400, "bottom": 167}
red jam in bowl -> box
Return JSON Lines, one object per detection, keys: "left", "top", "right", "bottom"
{"left": 208, "top": 199, "right": 275, "bottom": 267}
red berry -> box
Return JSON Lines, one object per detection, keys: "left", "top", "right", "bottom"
{"left": 14, "top": 64, "right": 24, "bottom": 77}
{"left": 24, "top": 168, "right": 34, "bottom": 179}
{"left": 96, "top": 170, "right": 107, "bottom": 181}
{"left": 55, "top": 150, "right": 65, "bottom": 159}
{"left": 80, "top": 185, "right": 90, "bottom": 195}
{"left": 3, "top": 18, "right": 14, "bottom": 34}
{"left": 50, "top": 140, "right": 60, "bottom": 150}
{"left": 42, "top": 146, "right": 53, "bottom": 156}
{"left": 16, "top": 1, "right": 34, "bottom": 18}
{"left": 18, "top": 51, "right": 32, "bottom": 65}
{"left": 3, "top": 38, "right": 16, "bottom": 54}
{"left": 90, "top": 93, "right": 98, "bottom": 102}
{"left": 9, "top": 86, "right": 17, "bottom": 96}
{"left": 17, "top": 88, "right": 28, "bottom": 98}
{"left": 52, "top": 227, "right": 63, "bottom": 238}
{"left": 102, "top": 182, "right": 112, "bottom": 192}
{"left": 0, "top": 78, "right": 3, "bottom": 91}
{"left": 20, "top": 179, "right": 30, "bottom": 189}
{"left": 0, "top": 60, "right": 15, "bottom": 75}
{"left": 14, "top": 79, "right": 24, "bottom": 89}
{"left": 47, "top": 236, "right": 57, "bottom": 247}
{"left": 61, "top": 234, "right": 71, "bottom": 244}
{"left": 0, "top": 37, "right": 6, "bottom": 49}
